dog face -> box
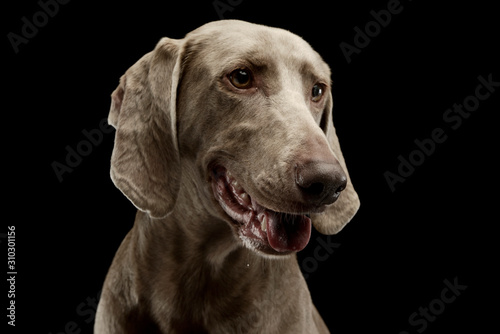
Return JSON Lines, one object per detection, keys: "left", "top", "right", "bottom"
{"left": 108, "top": 20, "right": 360, "bottom": 256}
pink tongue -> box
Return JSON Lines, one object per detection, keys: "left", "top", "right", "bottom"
{"left": 265, "top": 211, "right": 312, "bottom": 252}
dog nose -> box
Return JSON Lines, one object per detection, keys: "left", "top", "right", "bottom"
{"left": 295, "top": 160, "right": 347, "bottom": 206}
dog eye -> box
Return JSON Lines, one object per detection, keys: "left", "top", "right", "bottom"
{"left": 311, "top": 83, "right": 324, "bottom": 102}
{"left": 229, "top": 68, "right": 253, "bottom": 89}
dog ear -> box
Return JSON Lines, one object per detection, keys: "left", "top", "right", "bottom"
{"left": 108, "top": 38, "right": 183, "bottom": 219}
{"left": 311, "top": 91, "right": 360, "bottom": 234}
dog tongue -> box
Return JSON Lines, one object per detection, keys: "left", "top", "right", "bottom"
{"left": 265, "top": 211, "right": 312, "bottom": 252}
{"left": 247, "top": 197, "right": 311, "bottom": 253}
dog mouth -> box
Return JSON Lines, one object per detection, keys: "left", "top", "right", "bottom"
{"left": 211, "top": 167, "right": 311, "bottom": 255}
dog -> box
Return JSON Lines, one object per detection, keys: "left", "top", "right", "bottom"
{"left": 95, "top": 20, "right": 360, "bottom": 334}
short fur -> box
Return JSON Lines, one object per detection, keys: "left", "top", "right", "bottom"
{"left": 95, "top": 20, "right": 360, "bottom": 334}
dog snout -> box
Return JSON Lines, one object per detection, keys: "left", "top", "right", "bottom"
{"left": 295, "top": 159, "right": 347, "bottom": 207}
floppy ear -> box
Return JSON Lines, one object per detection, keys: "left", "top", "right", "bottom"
{"left": 312, "top": 91, "right": 360, "bottom": 234}
{"left": 108, "top": 37, "right": 183, "bottom": 219}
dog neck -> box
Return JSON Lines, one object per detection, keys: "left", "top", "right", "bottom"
{"left": 131, "top": 208, "right": 303, "bottom": 307}
{"left": 134, "top": 207, "right": 300, "bottom": 275}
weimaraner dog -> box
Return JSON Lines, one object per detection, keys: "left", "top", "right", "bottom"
{"left": 95, "top": 20, "right": 360, "bottom": 334}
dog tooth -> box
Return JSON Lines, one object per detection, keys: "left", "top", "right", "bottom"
{"left": 239, "top": 192, "right": 251, "bottom": 206}
{"left": 231, "top": 179, "right": 242, "bottom": 191}
{"left": 261, "top": 214, "right": 267, "bottom": 232}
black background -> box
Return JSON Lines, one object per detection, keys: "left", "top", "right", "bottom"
{"left": 4, "top": 0, "right": 498, "bottom": 333}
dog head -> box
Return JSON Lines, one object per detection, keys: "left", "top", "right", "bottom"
{"left": 108, "top": 20, "right": 360, "bottom": 256}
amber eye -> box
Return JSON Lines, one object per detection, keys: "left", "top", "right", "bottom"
{"left": 311, "top": 83, "right": 325, "bottom": 102}
{"left": 229, "top": 68, "right": 253, "bottom": 89}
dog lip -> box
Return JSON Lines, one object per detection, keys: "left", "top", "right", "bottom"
{"left": 211, "top": 166, "right": 252, "bottom": 224}
{"left": 210, "top": 166, "right": 312, "bottom": 253}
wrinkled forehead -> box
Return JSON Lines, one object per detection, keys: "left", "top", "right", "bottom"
{"left": 184, "top": 21, "right": 331, "bottom": 82}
